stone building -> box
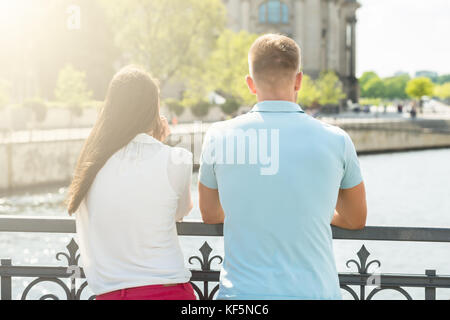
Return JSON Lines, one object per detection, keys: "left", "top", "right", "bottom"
{"left": 223, "top": 0, "right": 361, "bottom": 101}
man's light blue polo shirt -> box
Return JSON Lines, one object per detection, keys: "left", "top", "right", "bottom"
{"left": 199, "top": 101, "right": 363, "bottom": 300}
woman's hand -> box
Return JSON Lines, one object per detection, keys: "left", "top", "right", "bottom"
{"left": 157, "top": 116, "right": 171, "bottom": 142}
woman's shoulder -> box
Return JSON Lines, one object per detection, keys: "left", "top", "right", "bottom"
{"left": 167, "top": 146, "right": 193, "bottom": 167}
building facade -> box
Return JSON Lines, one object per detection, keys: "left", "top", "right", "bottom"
{"left": 224, "top": 0, "right": 360, "bottom": 101}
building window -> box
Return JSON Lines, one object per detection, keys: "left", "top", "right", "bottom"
{"left": 259, "top": 1, "right": 289, "bottom": 24}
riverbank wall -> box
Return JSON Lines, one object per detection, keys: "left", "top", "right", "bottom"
{"left": 1, "top": 119, "right": 449, "bottom": 193}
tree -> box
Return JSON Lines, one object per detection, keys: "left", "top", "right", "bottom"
{"left": 54, "top": 65, "right": 93, "bottom": 108}
{"left": 316, "top": 71, "right": 346, "bottom": 106}
{"left": 100, "top": 0, "right": 226, "bottom": 89}
{"left": 359, "top": 71, "right": 379, "bottom": 97}
{"left": 186, "top": 30, "right": 258, "bottom": 107}
{"left": 434, "top": 83, "right": 450, "bottom": 100}
{"left": 363, "top": 77, "right": 385, "bottom": 99}
{"left": 406, "top": 77, "right": 434, "bottom": 100}
{"left": 383, "top": 75, "right": 410, "bottom": 100}
{"left": 297, "top": 75, "right": 320, "bottom": 108}
{"left": 436, "top": 74, "right": 450, "bottom": 84}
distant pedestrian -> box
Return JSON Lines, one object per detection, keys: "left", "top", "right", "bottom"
{"left": 410, "top": 106, "right": 417, "bottom": 119}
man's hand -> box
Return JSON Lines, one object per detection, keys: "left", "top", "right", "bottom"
{"left": 332, "top": 182, "right": 367, "bottom": 230}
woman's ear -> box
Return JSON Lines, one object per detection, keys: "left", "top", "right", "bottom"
{"left": 246, "top": 75, "right": 257, "bottom": 95}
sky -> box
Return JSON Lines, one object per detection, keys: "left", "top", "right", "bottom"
{"left": 356, "top": 0, "right": 450, "bottom": 78}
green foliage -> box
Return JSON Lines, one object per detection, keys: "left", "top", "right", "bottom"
{"left": 382, "top": 75, "right": 410, "bottom": 100}
{"left": 165, "top": 98, "right": 185, "bottom": 116}
{"left": 100, "top": 0, "right": 226, "bottom": 88}
{"left": 363, "top": 77, "right": 385, "bottom": 98}
{"left": 185, "top": 30, "right": 258, "bottom": 107}
{"left": 298, "top": 72, "right": 345, "bottom": 107}
{"left": 359, "top": 71, "right": 379, "bottom": 97}
{"left": 220, "top": 98, "right": 241, "bottom": 116}
{"left": 359, "top": 72, "right": 411, "bottom": 100}
{"left": 297, "top": 75, "right": 320, "bottom": 108}
{"left": 316, "top": 71, "right": 346, "bottom": 106}
{"left": 190, "top": 100, "right": 211, "bottom": 118}
{"left": 54, "top": 65, "right": 92, "bottom": 108}
{"left": 359, "top": 98, "right": 382, "bottom": 106}
{"left": 406, "top": 77, "right": 434, "bottom": 100}
{"left": 23, "top": 98, "right": 48, "bottom": 123}
{"left": 435, "top": 74, "right": 450, "bottom": 85}
{"left": 434, "top": 83, "right": 450, "bottom": 100}
{"left": 0, "top": 79, "right": 11, "bottom": 109}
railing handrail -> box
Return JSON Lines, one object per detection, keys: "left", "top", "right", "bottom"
{"left": 1, "top": 216, "right": 450, "bottom": 243}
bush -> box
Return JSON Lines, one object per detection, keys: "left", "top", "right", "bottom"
{"left": 23, "top": 98, "right": 48, "bottom": 123}
{"left": 165, "top": 98, "right": 185, "bottom": 116}
{"left": 220, "top": 98, "right": 240, "bottom": 116}
{"left": 55, "top": 65, "right": 93, "bottom": 108}
{"left": 359, "top": 98, "right": 382, "bottom": 107}
{"left": 190, "top": 100, "right": 211, "bottom": 118}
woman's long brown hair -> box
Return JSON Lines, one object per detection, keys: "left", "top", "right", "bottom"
{"left": 67, "top": 66, "right": 162, "bottom": 214}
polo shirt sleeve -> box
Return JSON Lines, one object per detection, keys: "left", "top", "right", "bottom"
{"left": 199, "top": 127, "right": 219, "bottom": 190}
{"left": 340, "top": 132, "right": 363, "bottom": 189}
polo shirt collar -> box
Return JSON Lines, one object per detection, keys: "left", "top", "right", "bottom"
{"left": 250, "top": 100, "right": 305, "bottom": 113}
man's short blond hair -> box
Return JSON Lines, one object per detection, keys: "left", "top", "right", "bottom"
{"left": 249, "top": 34, "right": 301, "bottom": 85}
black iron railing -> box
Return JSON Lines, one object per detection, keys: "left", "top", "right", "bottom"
{"left": 1, "top": 216, "right": 450, "bottom": 300}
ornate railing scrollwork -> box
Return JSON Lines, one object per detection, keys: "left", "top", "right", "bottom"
{"left": 21, "top": 238, "right": 95, "bottom": 300}
{"left": 188, "top": 242, "right": 223, "bottom": 300}
{"left": 2, "top": 218, "right": 450, "bottom": 300}
{"left": 341, "top": 245, "right": 413, "bottom": 300}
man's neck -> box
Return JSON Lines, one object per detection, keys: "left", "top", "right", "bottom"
{"left": 256, "top": 92, "right": 297, "bottom": 103}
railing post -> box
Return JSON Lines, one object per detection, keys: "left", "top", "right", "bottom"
{"left": 1, "top": 259, "right": 12, "bottom": 300}
{"left": 425, "top": 269, "right": 436, "bottom": 300}
{"left": 190, "top": 132, "right": 195, "bottom": 155}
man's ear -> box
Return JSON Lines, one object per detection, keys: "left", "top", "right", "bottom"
{"left": 246, "top": 75, "right": 257, "bottom": 95}
{"left": 294, "top": 72, "right": 303, "bottom": 92}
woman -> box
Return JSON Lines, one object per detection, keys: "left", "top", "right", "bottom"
{"left": 67, "top": 66, "right": 196, "bottom": 300}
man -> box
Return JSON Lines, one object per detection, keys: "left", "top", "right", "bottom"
{"left": 198, "top": 34, "right": 367, "bottom": 300}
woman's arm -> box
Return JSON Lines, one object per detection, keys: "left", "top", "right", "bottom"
{"left": 168, "top": 148, "right": 194, "bottom": 222}
{"left": 175, "top": 174, "right": 193, "bottom": 222}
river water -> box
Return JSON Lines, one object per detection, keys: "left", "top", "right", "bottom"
{"left": 1, "top": 149, "right": 449, "bottom": 300}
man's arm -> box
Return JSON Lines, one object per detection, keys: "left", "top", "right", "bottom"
{"left": 332, "top": 182, "right": 367, "bottom": 230}
{"left": 199, "top": 183, "right": 225, "bottom": 225}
